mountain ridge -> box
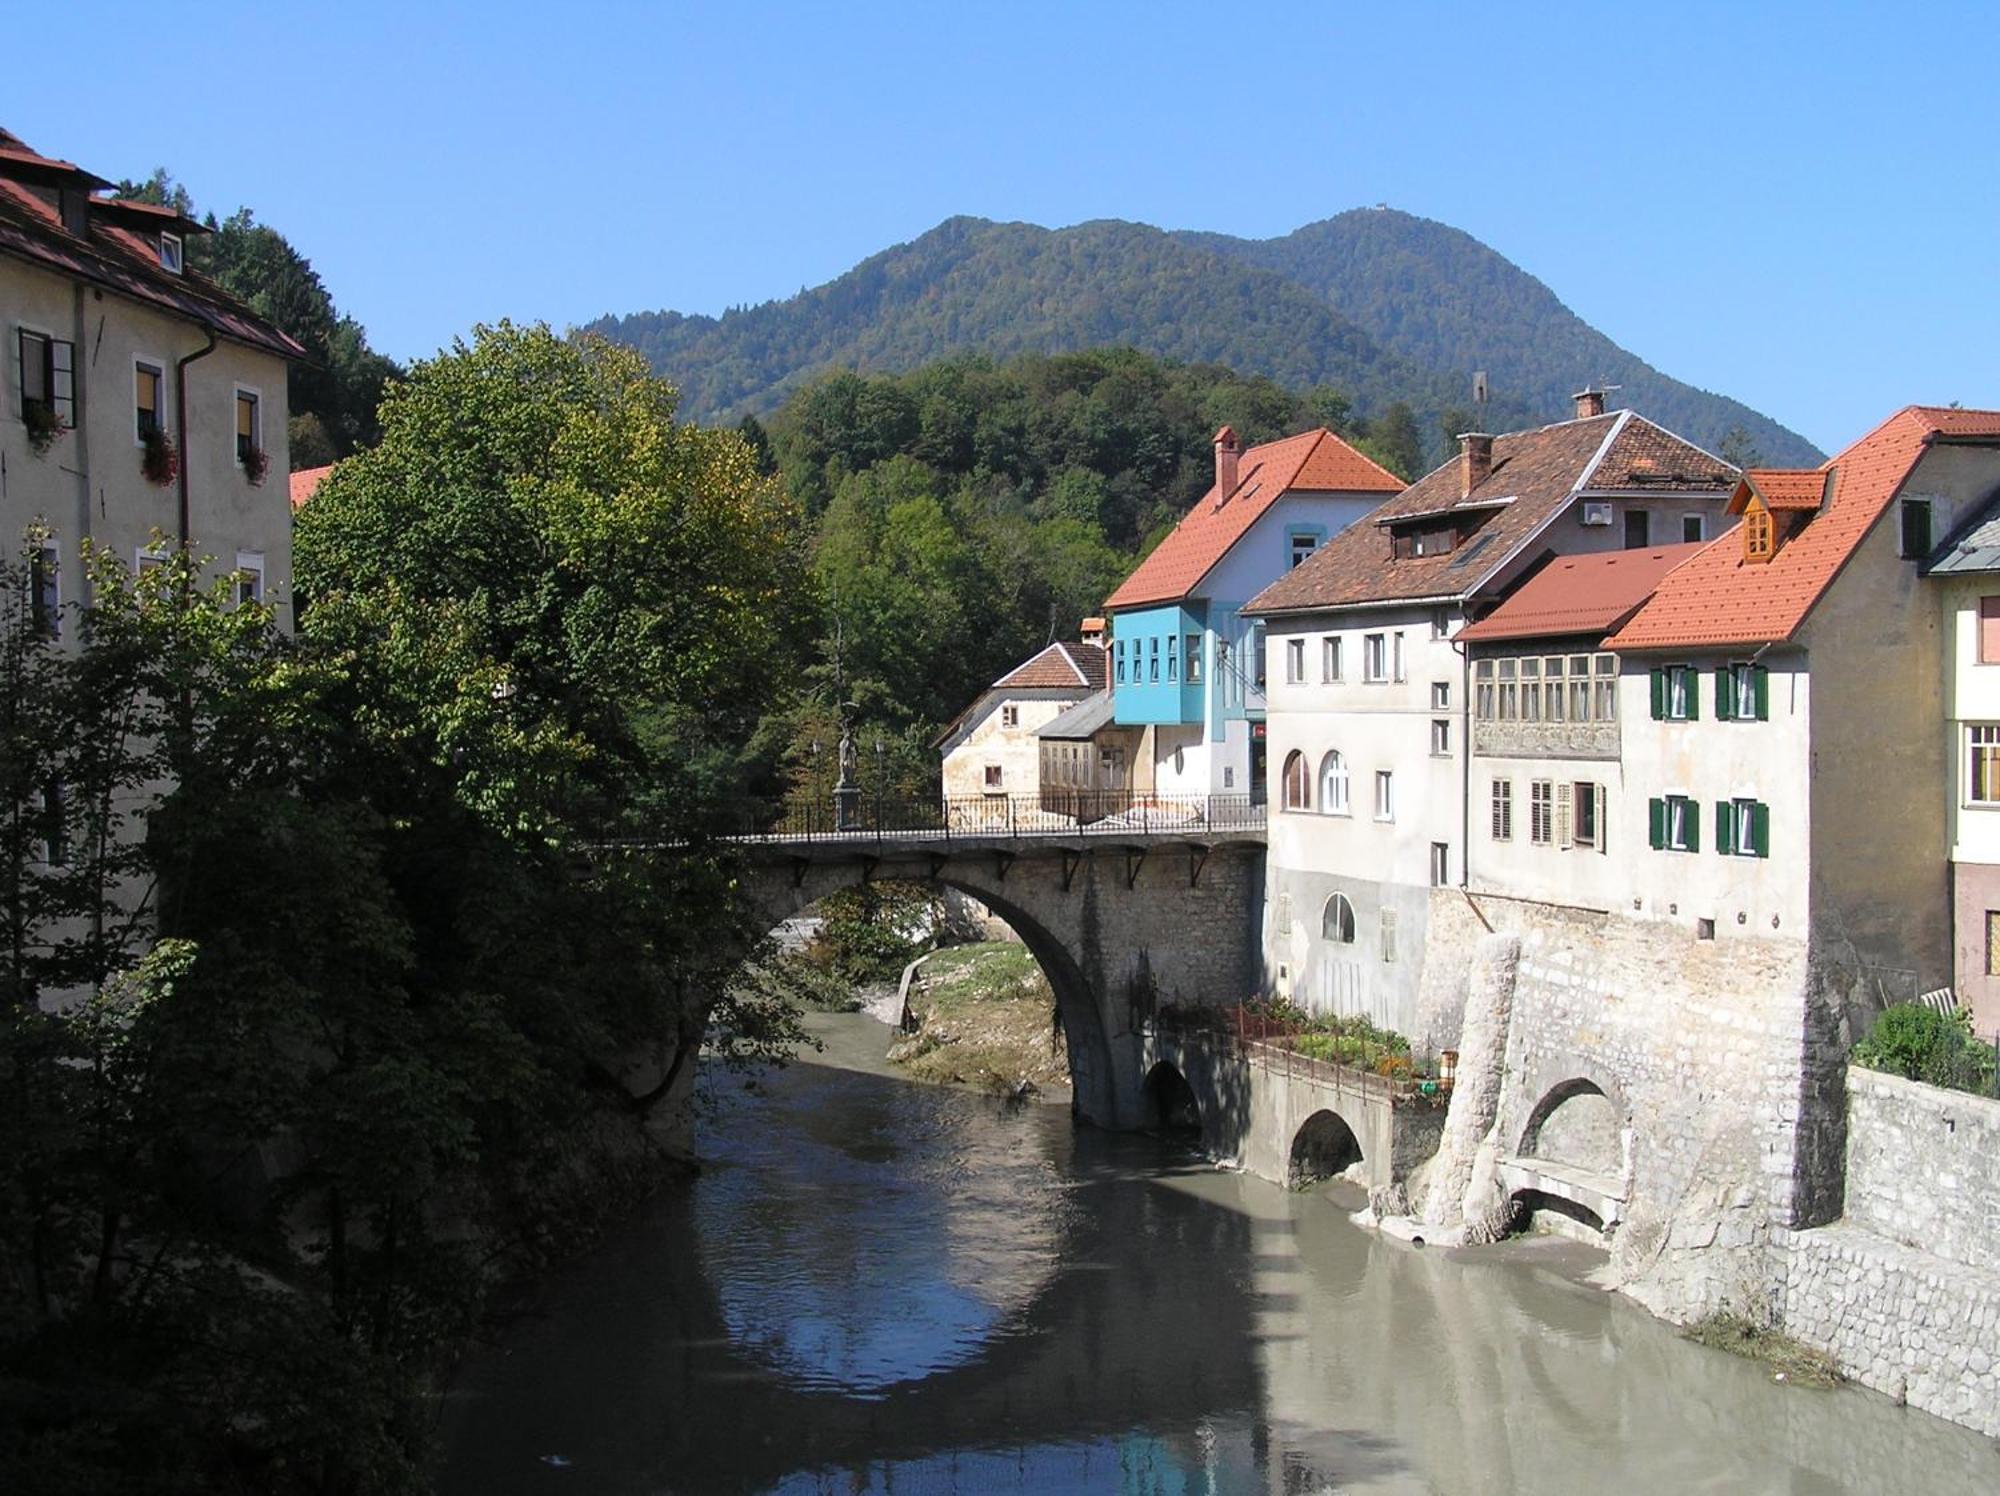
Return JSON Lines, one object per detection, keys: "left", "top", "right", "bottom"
{"left": 588, "top": 210, "right": 1818, "bottom": 465}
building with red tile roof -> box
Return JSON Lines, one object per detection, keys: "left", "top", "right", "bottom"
{"left": 935, "top": 637, "right": 1112, "bottom": 800}
{"left": 1104, "top": 425, "right": 1403, "bottom": 805}
{"left": 1456, "top": 542, "right": 1705, "bottom": 645}
{"left": 289, "top": 463, "right": 334, "bottom": 512}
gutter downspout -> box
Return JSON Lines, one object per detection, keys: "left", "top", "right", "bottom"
{"left": 174, "top": 331, "right": 218, "bottom": 554}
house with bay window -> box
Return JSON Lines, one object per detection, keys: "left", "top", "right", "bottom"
{"left": 1101, "top": 425, "right": 1402, "bottom": 801}
{"left": 1247, "top": 392, "right": 1737, "bottom": 1029}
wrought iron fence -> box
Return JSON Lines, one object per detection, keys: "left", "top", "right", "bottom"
{"left": 738, "top": 791, "right": 1265, "bottom": 844}
{"left": 1154, "top": 1001, "right": 1454, "bottom": 1108}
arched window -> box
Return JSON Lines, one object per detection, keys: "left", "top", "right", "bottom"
{"left": 1318, "top": 751, "right": 1349, "bottom": 814}
{"left": 1322, "top": 893, "right": 1356, "bottom": 943}
{"left": 1282, "top": 750, "right": 1311, "bottom": 810}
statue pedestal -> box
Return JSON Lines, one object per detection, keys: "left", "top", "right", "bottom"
{"left": 833, "top": 785, "right": 863, "bottom": 832}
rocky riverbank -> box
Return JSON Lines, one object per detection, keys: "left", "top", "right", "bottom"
{"left": 886, "top": 941, "right": 1072, "bottom": 1099}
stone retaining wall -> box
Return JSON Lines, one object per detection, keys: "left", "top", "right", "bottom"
{"left": 1841, "top": 1067, "right": 2000, "bottom": 1273}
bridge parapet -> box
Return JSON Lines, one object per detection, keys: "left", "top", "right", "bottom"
{"left": 734, "top": 791, "right": 1265, "bottom": 849}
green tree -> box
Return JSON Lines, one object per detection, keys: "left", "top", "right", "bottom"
{"left": 1367, "top": 401, "right": 1426, "bottom": 482}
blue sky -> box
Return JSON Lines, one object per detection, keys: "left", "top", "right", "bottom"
{"left": 12, "top": 1, "right": 1993, "bottom": 452}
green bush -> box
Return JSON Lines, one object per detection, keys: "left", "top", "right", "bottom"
{"left": 1852, "top": 1003, "right": 1996, "bottom": 1095}
{"left": 809, "top": 882, "right": 940, "bottom": 984}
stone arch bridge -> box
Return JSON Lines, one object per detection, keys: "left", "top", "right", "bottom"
{"left": 734, "top": 802, "right": 1266, "bottom": 1129}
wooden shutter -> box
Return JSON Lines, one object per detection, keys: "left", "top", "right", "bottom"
{"left": 1751, "top": 801, "right": 1770, "bottom": 858}
{"left": 1595, "top": 783, "right": 1608, "bottom": 855}
{"left": 50, "top": 339, "right": 74, "bottom": 425}
{"left": 1684, "top": 668, "right": 1700, "bottom": 720}
{"left": 1715, "top": 665, "right": 1734, "bottom": 720}
{"left": 1555, "top": 781, "right": 1573, "bottom": 849}
{"left": 1650, "top": 667, "right": 1666, "bottom": 720}
{"left": 1649, "top": 797, "right": 1665, "bottom": 849}
{"left": 1753, "top": 666, "right": 1769, "bottom": 721}
{"left": 1685, "top": 799, "right": 1700, "bottom": 853}
{"left": 1715, "top": 799, "right": 1733, "bottom": 855}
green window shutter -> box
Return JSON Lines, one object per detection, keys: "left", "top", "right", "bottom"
{"left": 1752, "top": 801, "right": 1770, "bottom": 858}
{"left": 1685, "top": 799, "right": 1700, "bottom": 853}
{"left": 1715, "top": 800, "right": 1733, "bottom": 855}
{"left": 1716, "top": 665, "right": 1734, "bottom": 720}
{"left": 1649, "top": 797, "right": 1665, "bottom": 850}
{"left": 1650, "top": 667, "right": 1665, "bottom": 720}
{"left": 1684, "top": 668, "right": 1700, "bottom": 720}
{"left": 1753, "top": 666, "right": 1769, "bottom": 721}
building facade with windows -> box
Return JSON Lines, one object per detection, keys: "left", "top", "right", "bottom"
{"left": 1102, "top": 426, "right": 1403, "bottom": 801}
{"left": 934, "top": 635, "right": 1108, "bottom": 800}
{"left": 1, "top": 128, "right": 300, "bottom": 628}
{"left": 1247, "top": 394, "right": 1738, "bottom": 1029}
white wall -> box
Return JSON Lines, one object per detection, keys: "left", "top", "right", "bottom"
{"left": 1940, "top": 572, "right": 2000, "bottom": 865}
{"left": 940, "top": 694, "right": 1078, "bottom": 798}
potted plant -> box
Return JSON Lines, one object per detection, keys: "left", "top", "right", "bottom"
{"left": 141, "top": 427, "right": 178, "bottom": 487}
{"left": 22, "top": 401, "right": 65, "bottom": 456}
{"left": 240, "top": 444, "right": 270, "bottom": 486}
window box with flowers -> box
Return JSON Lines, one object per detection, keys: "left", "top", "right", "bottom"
{"left": 240, "top": 444, "right": 270, "bottom": 485}
{"left": 22, "top": 399, "right": 66, "bottom": 455}
{"left": 141, "top": 427, "right": 179, "bottom": 487}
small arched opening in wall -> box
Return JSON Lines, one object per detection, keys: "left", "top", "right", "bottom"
{"left": 1143, "top": 1060, "right": 1203, "bottom": 1138}
{"left": 1507, "top": 1187, "right": 1606, "bottom": 1240}
{"left": 1519, "top": 1077, "right": 1624, "bottom": 1178}
{"left": 1288, "top": 1108, "right": 1364, "bottom": 1189}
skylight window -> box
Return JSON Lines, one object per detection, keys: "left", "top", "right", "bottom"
{"left": 158, "top": 232, "right": 183, "bottom": 274}
{"left": 1448, "top": 534, "right": 1495, "bottom": 571}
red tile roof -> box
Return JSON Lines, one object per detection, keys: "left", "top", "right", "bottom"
{"left": 0, "top": 130, "right": 301, "bottom": 362}
{"left": 1104, "top": 428, "right": 1403, "bottom": 610}
{"left": 1248, "top": 410, "right": 1737, "bottom": 615}
{"left": 1606, "top": 406, "right": 2000, "bottom": 652}
{"left": 1456, "top": 543, "right": 1707, "bottom": 644}
{"left": 993, "top": 641, "right": 1108, "bottom": 691}
{"left": 289, "top": 464, "right": 334, "bottom": 511}
{"left": 1739, "top": 468, "right": 1828, "bottom": 511}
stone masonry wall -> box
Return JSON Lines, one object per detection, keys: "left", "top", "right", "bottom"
{"left": 1777, "top": 1067, "right": 2000, "bottom": 1436}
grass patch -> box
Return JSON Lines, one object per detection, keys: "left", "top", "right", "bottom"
{"left": 1683, "top": 1312, "right": 1844, "bottom": 1388}
{"left": 917, "top": 941, "right": 1047, "bottom": 1014}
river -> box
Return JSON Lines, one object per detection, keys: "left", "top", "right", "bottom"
{"left": 437, "top": 1013, "right": 1998, "bottom": 1494}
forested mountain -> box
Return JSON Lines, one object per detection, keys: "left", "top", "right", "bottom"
{"left": 589, "top": 212, "right": 1819, "bottom": 466}
{"left": 1175, "top": 209, "right": 1814, "bottom": 465}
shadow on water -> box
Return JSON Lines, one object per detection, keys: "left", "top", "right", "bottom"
{"left": 439, "top": 1017, "right": 2000, "bottom": 1495}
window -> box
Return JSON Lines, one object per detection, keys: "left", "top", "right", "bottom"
{"left": 1289, "top": 531, "right": 1319, "bottom": 569}
{"left": 1285, "top": 637, "right": 1305, "bottom": 684}
{"left": 1900, "top": 498, "right": 1933, "bottom": 559}
{"left": 1431, "top": 608, "right": 1450, "bottom": 640}
{"left": 1650, "top": 664, "right": 1698, "bottom": 721}
{"left": 1149, "top": 637, "right": 1159, "bottom": 683}
{"left": 134, "top": 362, "right": 164, "bottom": 441}
{"left": 1392, "top": 631, "right": 1407, "bottom": 682}
{"left": 1569, "top": 655, "right": 1592, "bottom": 721}
{"left": 1166, "top": 633, "right": 1178, "bottom": 681}
{"left": 1430, "top": 842, "right": 1449, "bottom": 887}
{"left": 1185, "top": 634, "right": 1202, "bottom": 683}
{"left": 1682, "top": 513, "right": 1706, "bottom": 543}
{"left": 235, "top": 389, "right": 261, "bottom": 464}
{"left": 1530, "top": 780, "right": 1554, "bottom": 845}
{"left": 30, "top": 541, "right": 58, "bottom": 641}
{"left": 1546, "top": 656, "right": 1566, "bottom": 722}
{"left": 1431, "top": 681, "right": 1449, "bottom": 709}
{"left": 1000, "top": 704, "right": 1019, "bottom": 729}
{"left": 1983, "top": 598, "right": 2000, "bottom": 665}
{"left": 1650, "top": 793, "right": 1699, "bottom": 852}
{"left": 17, "top": 329, "right": 76, "bottom": 428}
{"left": 1323, "top": 893, "right": 1356, "bottom": 944}
{"left": 1744, "top": 506, "right": 1775, "bottom": 563}
{"left": 1624, "top": 509, "right": 1651, "bottom": 549}
{"left": 1475, "top": 660, "right": 1494, "bottom": 718}
{"left": 1431, "top": 718, "right": 1450, "bottom": 755}
{"left": 32, "top": 781, "right": 67, "bottom": 868}
{"left": 1490, "top": 778, "right": 1513, "bottom": 840}
{"left": 1717, "top": 796, "right": 1770, "bottom": 857}
{"left": 1987, "top": 911, "right": 2000, "bottom": 978}
{"left": 135, "top": 547, "right": 168, "bottom": 574}
{"left": 1282, "top": 750, "right": 1311, "bottom": 811}
{"left": 1252, "top": 626, "right": 1266, "bottom": 690}
{"left": 1321, "top": 636, "right": 1342, "bottom": 683}
{"left": 1593, "top": 654, "right": 1618, "bottom": 721}
{"left": 1363, "top": 633, "right": 1387, "bottom": 682}
{"left": 1717, "top": 661, "right": 1768, "bottom": 721}
{"left": 1497, "top": 659, "right": 1517, "bottom": 720}
{"left": 1380, "top": 908, "right": 1398, "bottom": 963}
{"left": 1318, "top": 751, "right": 1348, "bottom": 814}
{"left": 1116, "top": 640, "right": 1127, "bottom": 683}
{"left": 158, "top": 231, "right": 183, "bottom": 273}
{"left": 983, "top": 764, "right": 1003, "bottom": 791}
{"left": 1572, "top": 781, "right": 1603, "bottom": 850}
{"left": 1969, "top": 725, "right": 2000, "bottom": 804}
{"left": 1374, "top": 769, "right": 1394, "bottom": 821}
{"left": 1521, "top": 657, "right": 1541, "bottom": 722}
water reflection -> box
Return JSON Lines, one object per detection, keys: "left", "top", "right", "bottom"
{"left": 439, "top": 1016, "right": 1999, "bottom": 1494}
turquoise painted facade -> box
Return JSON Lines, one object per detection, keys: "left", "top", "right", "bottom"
{"left": 1111, "top": 602, "right": 1205, "bottom": 725}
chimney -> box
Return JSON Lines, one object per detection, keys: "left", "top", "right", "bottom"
{"left": 1080, "top": 616, "right": 1106, "bottom": 650}
{"left": 1573, "top": 387, "right": 1606, "bottom": 420}
{"left": 1213, "top": 426, "right": 1240, "bottom": 504}
{"left": 1457, "top": 432, "right": 1493, "bottom": 498}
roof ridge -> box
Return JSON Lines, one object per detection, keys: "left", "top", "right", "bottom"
{"left": 1572, "top": 409, "right": 1634, "bottom": 492}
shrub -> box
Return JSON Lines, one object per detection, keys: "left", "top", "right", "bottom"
{"left": 1852, "top": 1003, "right": 1996, "bottom": 1095}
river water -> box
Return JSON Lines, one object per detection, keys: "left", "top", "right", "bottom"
{"left": 438, "top": 1014, "right": 1997, "bottom": 1494}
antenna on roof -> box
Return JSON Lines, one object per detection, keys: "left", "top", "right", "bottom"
{"left": 1472, "top": 371, "right": 1489, "bottom": 429}
{"left": 1599, "top": 380, "right": 1623, "bottom": 406}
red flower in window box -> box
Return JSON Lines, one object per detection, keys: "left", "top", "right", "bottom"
{"left": 241, "top": 445, "right": 270, "bottom": 486}
{"left": 141, "top": 427, "right": 178, "bottom": 487}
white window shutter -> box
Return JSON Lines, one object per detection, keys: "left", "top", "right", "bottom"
{"left": 1555, "top": 781, "right": 1574, "bottom": 849}
{"left": 1596, "top": 783, "right": 1609, "bottom": 855}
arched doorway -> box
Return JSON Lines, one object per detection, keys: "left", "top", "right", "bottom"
{"left": 1143, "top": 1061, "right": 1202, "bottom": 1137}
{"left": 1288, "top": 1108, "right": 1364, "bottom": 1188}
{"left": 1520, "top": 1078, "right": 1623, "bottom": 1177}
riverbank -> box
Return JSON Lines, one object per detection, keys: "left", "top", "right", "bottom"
{"left": 886, "top": 941, "right": 1073, "bottom": 1099}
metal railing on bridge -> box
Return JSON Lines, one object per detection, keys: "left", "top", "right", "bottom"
{"left": 1154, "top": 1002, "right": 1454, "bottom": 1110}
{"left": 738, "top": 791, "right": 1265, "bottom": 845}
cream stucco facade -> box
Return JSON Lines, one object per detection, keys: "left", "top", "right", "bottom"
{"left": 940, "top": 692, "right": 1082, "bottom": 800}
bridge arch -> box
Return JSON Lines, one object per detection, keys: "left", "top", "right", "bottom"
{"left": 1519, "top": 1076, "right": 1625, "bottom": 1176}
{"left": 1288, "top": 1107, "right": 1365, "bottom": 1188}
{"left": 1143, "top": 1059, "right": 1202, "bottom": 1137}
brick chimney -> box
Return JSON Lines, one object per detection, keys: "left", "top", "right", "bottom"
{"left": 1573, "top": 387, "right": 1606, "bottom": 420}
{"left": 1457, "top": 432, "right": 1493, "bottom": 497}
{"left": 1213, "top": 426, "right": 1240, "bottom": 504}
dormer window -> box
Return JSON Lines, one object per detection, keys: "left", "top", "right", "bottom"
{"left": 1743, "top": 501, "right": 1775, "bottom": 564}
{"left": 158, "top": 232, "right": 183, "bottom": 274}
